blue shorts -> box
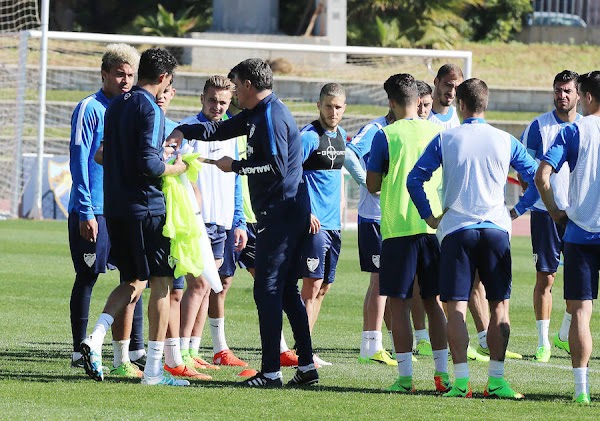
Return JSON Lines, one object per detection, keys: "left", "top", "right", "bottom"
{"left": 219, "top": 223, "right": 257, "bottom": 278}
{"left": 68, "top": 213, "right": 110, "bottom": 274}
{"left": 379, "top": 234, "right": 440, "bottom": 299}
{"left": 173, "top": 276, "right": 185, "bottom": 290}
{"left": 530, "top": 210, "right": 565, "bottom": 273}
{"left": 106, "top": 214, "right": 174, "bottom": 282}
{"left": 563, "top": 242, "right": 600, "bottom": 300}
{"left": 300, "top": 229, "right": 341, "bottom": 284}
{"left": 358, "top": 221, "right": 382, "bottom": 273}
{"left": 205, "top": 223, "right": 227, "bottom": 260}
{"left": 440, "top": 228, "right": 511, "bottom": 302}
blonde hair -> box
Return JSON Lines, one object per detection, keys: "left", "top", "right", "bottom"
{"left": 101, "top": 43, "right": 140, "bottom": 73}
{"left": 203, "top": 75, "right": 236, "bottom": 95}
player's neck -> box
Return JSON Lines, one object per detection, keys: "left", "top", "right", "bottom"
{"left": 555, "top": 108, "right": 578, "bottom": 123}
{"left": 137, "top": 81, "right": 161, "bottom": 99}
{"left": 245, "top": 89, "right": 272, "bottom": 110}
{"left": 318, "top": 118, "right": 337, "bottom": 132}
{"left": 432, "top": 101, "right": 450, "bottom": 115}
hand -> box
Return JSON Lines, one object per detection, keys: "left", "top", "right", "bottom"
{"left": 233, "top": 228, "right": 248, "bottom": 252}
{"left": 171, "top": 154, "right": 188, "bottom": 176}
{"left": 425, "top": 214, "right": 441, "bottom": 229}
{"left": 164, "top": 129, "right": 184, "bottom": 149}
{"left": 79, "top": 217, "right": 98, "bottom": 243}
{"left": 215, "top": 156, "right": 234, "bottom": 172}
{"left": 549, "top": 209, "right": 568, "bottom": 226}
{"left": 163, "top": 145, "right": 176, "bottom": 160}
{"left": 309, "top": 214, "right": 321, "bottom": 234}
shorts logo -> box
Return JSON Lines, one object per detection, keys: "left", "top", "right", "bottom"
{"left": 306, "top": 257, "right": 319, "bottom": 272}
{"left": 372, "top": 255, "right": 380, "bottom": 269}
{"left": 83, "top": 253, "right": 96, "bottom": 268}
{"left": 533, "top": 253, "right": 538, "bottom": 265}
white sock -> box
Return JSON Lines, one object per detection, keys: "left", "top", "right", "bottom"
{"left": 209, "top": 317, "right": 228, "bottom": 354}
{"left": 373, "top": 330, "right": 383, "bottom": 353}
{"left": 360, "top": 331, "right": 370, "bottom": 358}
{"left": 190, "top": 336, "right": 201, "bottom": 354}
{"left": 129, "top": 348, "right": 145, "bottom": 362}
{"left": 414, "top": 329, "right": 429, "bottom": 343}
{"left": 477, "top": 330, "right": 488, "bottom": 349}
{"left": 454, "top": 362, "right": 469, "bottom": 379}
{"left": 144, "top": 340, "right": 165, "bottom": 378}
{"left": 433, "top": 349, "right": 449, "bottom": 374}
{"left": 264, "top": 371, "right": 283, "bottom": 380}
{"left": 112, "top": 339, "right": 130, "bottom": 367}
{"left": 573, "top": 367, "right": 588, "bottom": 397}
{"left": 298, "top": 363, "right": 316, "bottom": 373}
{"left": 164, "top": 337, "right": 184, "bottom": 368}
{"left": 280, "top": 332, "right": 289, "bottom": 353}
{"left": 180, "top": 337, "right": 190, "bottom": 353}
{"left": 537, "top": 319, "right": 550, "bottom": 347}
{"left": 388, "top": 331, "right": 396, "bottom": 355}
{"left": 488, "top": 359, "right": 504, "bottom": 378}
{"left": 89, "top": 313, "right": 114, "bottom": 349}
{"left": 559, "top": 312, "right": 572, "bottom": 341}
{"left": 72, "top": 352, "right": 82, "bottom": 362}
{"left": 396, "top": 352, "right": 413, "bottom": 377}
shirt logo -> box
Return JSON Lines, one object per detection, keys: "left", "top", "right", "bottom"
{"left": 124, "top": 92, "right": 131, "bottom": 100}
{"left": 372, "top": 255, "right": 380, "bottom": 269}
{"left": 306, "top": 257, "right": 320, "bottom": 272}
{"left": 247, "top": 144, "right": 254, "bottom": 158}
{"left": 83, "top": 253, "right": 96, "bottom": 268}
{"left": 249, "top": 124, "right": 256, "bottom": 139}
{"left": 532, "top": 253, "right": 538, "bottom": 265}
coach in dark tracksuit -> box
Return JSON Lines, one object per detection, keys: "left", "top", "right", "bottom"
{"left": 169, "top": 58, "right": 319, "bottom": 388}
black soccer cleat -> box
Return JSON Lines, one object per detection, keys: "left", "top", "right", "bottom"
{"left": 240, "top": 372, "right": 283, "bottom": 388}
{"left": 287, "top": 368, "right": 319, "bottom": 387}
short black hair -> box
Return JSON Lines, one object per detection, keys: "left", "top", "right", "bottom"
{"left": 228, "top": 58, "right": 273, "bottom": 91}
{"left": 554, "top": 70, "right": 579, "bottom": 86}
{"left": 436, "top": 63, "right": 463, "bottom": 80}
{"left": 577, "top": 71, "right": 600, "bottom": 102}
{"left": 383, "top": 73, "right": 418, "bottom": 107}
{"left": 137, "top": 48, "right": 177, "bottom": 83}
{"left": 416, "top": 80, "right": 432, "bottom": 98}
{"left": 456, "top": 78, "right": 488, "bottom": 114}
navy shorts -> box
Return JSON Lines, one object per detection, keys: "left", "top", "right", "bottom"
{"left": 219, "top": 223, "right": 257, "bottom": 278}
{"left": 379, "top": 234, "right": 440, "bottom": 299}
{"left": 173, "top": 276, "right": 185, "bottom": 290}
{"left": 300, "top": 229, "right": 341, "bottom": 284}
{"left": 358, "top": 221, "right": 382, "bottom": 273}
{"left": 530, "top": 210, "right": 565, "bottom": 273}
{"left": 563, "top": 242, "right": 600, "bottom": 300}
{"left": 68, "top": 213, "right": 110, "bottom": 274}
{"left": 106, "top": 214, "right": 174, "bottom": 282}
{"left": 440, "top": 228, "right": 512, "bottom": 302}
{"left": 205, "top": 223, "right": 227, "bottom": 260}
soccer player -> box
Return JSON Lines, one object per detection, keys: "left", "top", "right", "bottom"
{"left": 366, "top": 73, "right": 449, "bottom": 394}
{"left": 178, "top": 75, "right": 249, "bottom": 368}
{"left": 299, "top": 82, "right": 347, "bottom": 367}
{"left": 81, "top": 48, "right": 189, "bottom": 386}
{"left": 167, "top": 58, "right": 317, "bottom": 388}
{"left": 67, "top": 43, "right": 146, "bottom": 377}
{"left": 520, "top": 70, "right": 580, "bottom": 363}
{"left": 408, "top": 78, "right": 538, "bottom": 399}
{"left": 535, "top": 70, "right": 600, "bottom": 405}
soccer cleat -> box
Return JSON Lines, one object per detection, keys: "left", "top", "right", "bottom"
{"left": 287, "top": 368, "right": 319, "bottom": 387}
{"left": 213, "top": 349, "right": 248, "bottom": 367}
{"left": 386, "top": 376, "right": 415, "bottom": 393}
{"left": 240, "top": 372, "right": 283, "bottom": 388}
{"left": 443, "top": 377, "right": 472, "bottom": 398}
{"left": 467, "top": 345, "right": 490, "bottom": 362}
{"left": 164, "top": 364, "right": 212, "bottom": 380}
{"left": 188, "top": 354, "right": 220, "bottom": 370}
{"left": 280, "top": 350, "right": 299, "bottom": 367}
{"left": 415, "top": 339, "right": 433, "bottom": 356}
{"left": 110, "top": 362, "right": 143, "bottom": 378}
{"left": 484, "top": 377, "right": 524, "bottom": 400}
{"left": 554, "top": 333, "right": 571, "bottom": 355}
{"left": 477, "top": 345, "right": 523, "bottom": 360}
{"left": 130, "top": 355, "right": 146, "bottom": 370}
{"left": 574, "top": 392, "right": 591, "bottom": 404}
{"left": 80, "top": 338, "right": 104, "bottom": 381}
{"left": 434, "top": 371, "right": 452, "bottom": 393}
{"left": 313, "top": 354, "right": 333, "bottom": 366}
{"left": 142, "top": 372, "right": 190, "bottom": 386}
{"left": 533, "top": 345, "right": 551, "bottom": 363}
{"left": 357, "top": 350, "right": 397, "bottom": 366}
{"left": 71, "top": 357, "right": 85, "bottom": 369}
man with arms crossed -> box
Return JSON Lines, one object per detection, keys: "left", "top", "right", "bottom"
{"left": 535, "top": 70, "right": 600, "bottom": 405}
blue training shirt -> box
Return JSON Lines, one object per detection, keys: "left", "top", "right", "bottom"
{"left": 301, "top": 123, "right": 347, "bottom": 230}
{"left": 68, "top": 89, "right": 110, "bottom": 220}
{"left": 103, "top": 86, "right": 167, "bottom": 219}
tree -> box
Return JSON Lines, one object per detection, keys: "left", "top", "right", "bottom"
{"left": 465, "top": 0, "right": 533, "bottom": 42}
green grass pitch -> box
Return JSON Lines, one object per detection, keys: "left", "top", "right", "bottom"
{"left": 0, "top": 219, "right": 598, "bottom": 419}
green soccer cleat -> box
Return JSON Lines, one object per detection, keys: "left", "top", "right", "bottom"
{"left": 467, "top": 345, "right": 489, "bottom": 362}
{"left": 415, "top": 339, "right": 433, "bottom": 356}
{"left": 386, "top": 376, "right": 415, "bottom": 393}
{"left": 367, "top": 350, "right": 397, "bottom": 366}
{"left": 533, "top": 345, "right": 551, "bottom": 362}
{"left": 434, "top": 371, "right": 451, "bottom": 393}
{"left": 476, "top": 345, "right": 523, "bottom": 360}
{"left": 554, "top": 333, "right": 571, "bottom": 355}
{"left": 574, "top": 392, "right": 591, "bottom": 404}
{"left": 443, "top": 377, "right": 472, "bottom": 398}
{"left": 110, "top": 361, "right": 143, "bottom": 378}
{"left": 484, "top": 377, "right": 524, "bottom": 400}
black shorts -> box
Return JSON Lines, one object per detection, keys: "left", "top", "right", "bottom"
{"left": 68, "top": 213, "right": 110, "bottom": 275}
